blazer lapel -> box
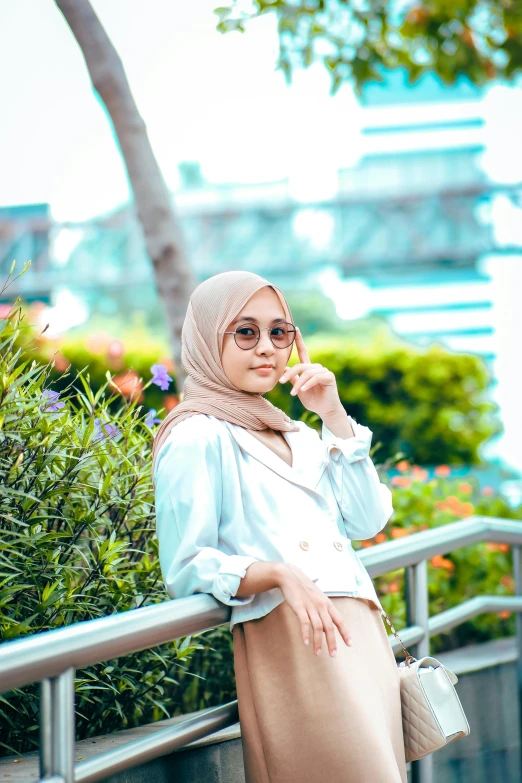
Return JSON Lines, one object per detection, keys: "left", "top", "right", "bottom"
{"left": 223, "top": 421, "right": 328, "bottom": 492}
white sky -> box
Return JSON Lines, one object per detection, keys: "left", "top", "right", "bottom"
{"left": 0, "top": 0, "right": 362, "bottom": 221}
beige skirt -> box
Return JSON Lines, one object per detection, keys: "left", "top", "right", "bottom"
{"left": 232, "top": 596, "right": 407, "bottom": 783}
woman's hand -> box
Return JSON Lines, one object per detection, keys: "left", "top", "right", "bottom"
{"left": 276, "top": 563, "right": 353, "bottom": 657}
{"left": 279, "top": 327, "right": 344, "bottom": 419}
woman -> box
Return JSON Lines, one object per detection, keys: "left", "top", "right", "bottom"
{"left": 152, "top": 270, "right": 407, "bottom": 783}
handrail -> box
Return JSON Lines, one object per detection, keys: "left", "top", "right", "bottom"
{"left": 0, "top": 515, "right": 519, "bottom": 693}
{"left": 361, "top": 516, "right": 522, "bottom": 575}
{"left": 0, "top": 593, "right": 228, "bottom": 694}
{"left": 1, "top": 514, "right": 521, "bottom": 783}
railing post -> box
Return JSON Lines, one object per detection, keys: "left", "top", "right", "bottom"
{"left": 40, "top": 678, "right": 53, "bottom": 778}
{"left": 405, "top": 560, "right": 433, "bottom": 783}
{"left": 51, "top": 668, "right": 75, "bottom": 783}
{"left": 513, "top": 544, "right": 522, "bottom": 774}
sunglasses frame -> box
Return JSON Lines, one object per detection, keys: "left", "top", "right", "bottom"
{"left": 224, "top": 321, "right": 297, "bottom": 350}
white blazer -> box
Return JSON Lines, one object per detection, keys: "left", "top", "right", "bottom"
{"left": 154, "top": 413, "right": 393, "bottom": 632}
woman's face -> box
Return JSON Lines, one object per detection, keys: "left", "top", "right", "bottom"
{"left": 221, "top": 286, "right": 294, "bottom": 394}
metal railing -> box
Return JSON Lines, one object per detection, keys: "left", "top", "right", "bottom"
{"left": 1, "top": 515, "right": 521, "bottom": 783}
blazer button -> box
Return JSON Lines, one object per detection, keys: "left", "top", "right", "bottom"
{"left": 299, "top": 540, "right": 310, "bottom": 551}
{"left": 333, "top": 540, "right": 344, "bottom": 551}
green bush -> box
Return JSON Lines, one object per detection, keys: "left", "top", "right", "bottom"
{"left": 266, "top": 328, "right": 500, "bottom": 465}
{"left": 0, "top": 291, "right": 201, "bottom": 757}
{"left": 361, "top": 462, "right": 522, "bottom": 653}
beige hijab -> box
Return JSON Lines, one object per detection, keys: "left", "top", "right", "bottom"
{"left": 151, "top": 270, "right": 300, "bottom": 481}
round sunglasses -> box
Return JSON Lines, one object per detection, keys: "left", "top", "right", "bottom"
{"left": 224, "top": 322, "right": 296, "bottom": 350}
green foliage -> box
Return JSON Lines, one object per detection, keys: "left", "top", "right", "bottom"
{"left": 0, "top": 286, "right": 201, "bottom": 758}
{"left": 215, "top": 0, "right": 522, "bottom": 95}
{"left": 266, "top": 330, "right": 500, "bottom": 465}
{"left": 361, "top": 462, "right": 522, "bottom": 653}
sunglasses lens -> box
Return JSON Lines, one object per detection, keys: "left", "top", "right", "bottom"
{"left": 271, "top": 324, "right": 295, "bottom": 348}
{"left": 235, "top": 325, "right": 259, "bottom": 349}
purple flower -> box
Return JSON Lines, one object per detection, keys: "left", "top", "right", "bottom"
{"left": 93, "top": 417, "right": 121, "bottom": 442}
{"left": 144, "top": 408, "right": 162, "bottom": 427}
{"left": 41, "top": 389, "right": 65, "bottom": 413}
{"left": 150, "top": 363, "right": 173, "bottom": 392}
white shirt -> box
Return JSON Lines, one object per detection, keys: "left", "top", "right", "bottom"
{"left": 154, "top": 413, "right": 393, "bottom": 633}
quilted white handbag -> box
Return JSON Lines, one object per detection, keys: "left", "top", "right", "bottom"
{"left": 382, "top": 609, "right": 471, "bottom": 762}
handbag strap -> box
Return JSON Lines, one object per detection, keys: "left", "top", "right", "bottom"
{"left": 380, "top": 607, "right": 417, "bottom": 666}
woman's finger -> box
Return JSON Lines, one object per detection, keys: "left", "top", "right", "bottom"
{"left": 328, "top": 605, "right": 353, "bottom": 648}
{"left": 317, "top": 605, "right": 339, "bottom": 658}
{"left": 294, "top": 326, "right": 311, "bottom": 365}
{"left": 297, "top": 608, "right": 312, "bottom": 647}
{"left": 288, "top": 367, "right": 323, "bottom": 396}
{"left": 298, "top": 371, "right": 335, "bottom": 394}
{"left": 308, "top": 607, "right": 325, "bottom": 656}
{"left": 279, "top": 362, "right": 321, "bottom": 383}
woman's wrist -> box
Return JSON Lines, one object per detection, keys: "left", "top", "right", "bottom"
{"left": 321, "top": 407, "right": 355, "bottom": 439}
{"left": 236, "top": 560, "right": 286, "bottom": 596}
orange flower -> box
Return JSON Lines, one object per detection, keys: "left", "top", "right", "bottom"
{"left": 435, "top": 501, "right": 449, "bottom": 512}
{"left": 390, "top": 527, "right": 409, "bottom": 539}
{"left": 106, "top": 339, "right": 125, "bottom": 370}
{"left": 458, "top": 482, "right": 473, "bottom": 495}
{"left": 498, "top": 611, "right": 511, "bottom": 620}
{"left": 388, "top": 582, "right": 400, "bottom": 593}
{"left": 412, "top": 466, "right": 428, "bottom": 482}
{"left": 501, "top": 574, "right": 514, "bottom": 589}
{"left": 482, "top": 486, "right": 494, "bottom": 496}
{"left": 498, "top": 543, "right": 510, "bottom": 553}
{"left": 111, "top": 370, "right": 144, "bottom": 403}
{"left": 360, "top": 540, "right": 374, "bottom": 548}
{"left": 460, "top": 502, "right": 475, "bottom": 518}
{"left": 396, "top": 460, "right": 410, "bottom": 473}
{"left": 434, "top": 465, "right": 451, "bottom": 477}
{"left": 163, "top": 394, "right": 180, "bottom": 412}
{"left": 391, "top": 476, "right": 411, "bottom": 488}
{"left": 430, "top": 554, "right": 454, "bottom": 571}
{"left": 486, "top": 542, "right": 502, "bottom": 552}
{"left": 445, "top": 496, "right": 462, "bottom": 513}
{"left": 374, "top": 532, "right": 387, "bottom": 544}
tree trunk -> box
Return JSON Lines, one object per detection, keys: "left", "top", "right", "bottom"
{"left": 54, "top": 0, "right": 195, "bottom": 390}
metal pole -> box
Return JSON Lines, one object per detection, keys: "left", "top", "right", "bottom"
{"left": 51, "top": 667, "right": 75, "bottom": 783}
{"left": 40, "top": 678, "right": 53, "bottom": 778}
{"left": 406, "top": 560, "right": 433, "bottom": 783}
{"left": 513, "top": 545, "right": 522, "bottom": 775}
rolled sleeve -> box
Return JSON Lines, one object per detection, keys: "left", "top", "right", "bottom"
{"left": 214, "top": 555, "right": 259, "bottom": 605}
{"left": 154, "top": 430, "right": 258, "bottom": 608}
{"left": 322, "top": 416, "right": 394, "bottom": 540}
{"left": 322, "top": 416, "right": 373, "bottom": 463}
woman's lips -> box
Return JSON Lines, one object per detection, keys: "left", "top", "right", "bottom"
{"left": 252, "top": 366, "right": 275, "bottom": 374}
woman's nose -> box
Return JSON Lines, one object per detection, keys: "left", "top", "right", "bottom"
{"left": 256, "top": 330, "right": 275, "bottom": 353}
